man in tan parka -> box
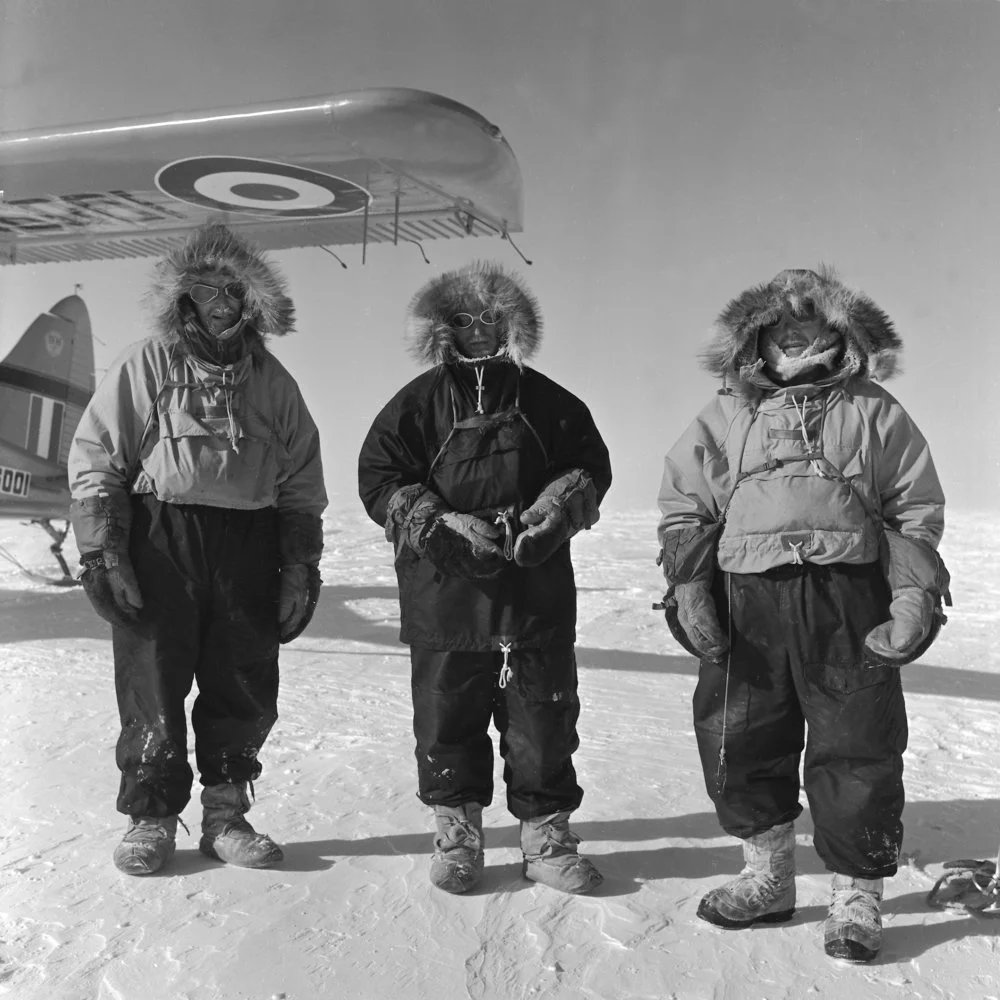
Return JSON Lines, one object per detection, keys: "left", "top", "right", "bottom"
{"left": 656, "top": 266, "right": 948, "bottom": 963}
{"left": 70, "top": 222, "right": 327, "bottom": 876}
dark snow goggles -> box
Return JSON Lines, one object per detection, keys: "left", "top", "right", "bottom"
{"left": 450, "top": 310, "right": 499, "bottom": 329}
{"left": 189, "top": 282, "right": 247, "bottom": 305}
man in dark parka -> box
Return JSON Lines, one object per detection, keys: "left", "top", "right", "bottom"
{"left": 358, "top": 261, "right": 611, "bottom": 895}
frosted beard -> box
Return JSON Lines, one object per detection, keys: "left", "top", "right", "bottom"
{"left": 760, "top": 328, "right": 843, "bottom": 383}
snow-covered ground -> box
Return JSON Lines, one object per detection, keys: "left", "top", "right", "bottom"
{"left": 1, "top": 506, "right": 997, "bottom": 1000}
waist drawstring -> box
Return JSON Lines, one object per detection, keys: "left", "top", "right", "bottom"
{"left": 788, "top": 540, "right": 805, "bottom": 565}
{"left": 498, "top": 641, "right": 514, "bottom": 689}
{"left": 494, "top": 510, "right": 515, "bottom": 560}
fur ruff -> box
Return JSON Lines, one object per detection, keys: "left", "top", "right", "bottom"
{"left": 405, "top": 260, "right": 541, "bottom": 368}
{"left": 146, "top": 222, "right": 295, "bottom": 346}
{"left": 701, "top": 265, "right": 902, "bottom": 395}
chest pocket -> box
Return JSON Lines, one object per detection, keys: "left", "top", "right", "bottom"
{"left": 428, "top": 384, "right": 550, "bottom": 514}
{"left": 140, "top": 382, "right": 282, "bottom": 508}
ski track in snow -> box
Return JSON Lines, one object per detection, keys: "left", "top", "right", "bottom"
{"left": 1, "top": 507, "right": 998, "bottom": 1000}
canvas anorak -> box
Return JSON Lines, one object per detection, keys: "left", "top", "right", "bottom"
{"left": 657, "top": 268, "right": 943, "bottom": 575}
{"left": 359, "top": 263, "right": 611, "bottom": 652}
{"left": 69, "top": 225, "right": 325, "bottom": 560}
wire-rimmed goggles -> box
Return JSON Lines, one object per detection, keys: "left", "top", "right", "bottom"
{"left": 189, "top": 282, "right": 247, "bottom": 305}
{"left": 450, "top": 310, "right": 499, "bottom": 329}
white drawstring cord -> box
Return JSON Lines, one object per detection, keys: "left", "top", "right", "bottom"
{"left": 474, "top": 365, "right": 486, "bottom": 414}
{"left": 790, "top": 394, "right": 823, "bottom": 475}
{"left": 716, "top": 573, "right": 733, "bottom": 794}
{"left": 498, "top": 641, "right": 514, "bottom": 688}
{"left": 788, "top": 541, "right": 805, "bottom": 565}
{"left": 221, "top": 368, "right": 240, "bottom": 454}
{"left": 494, "top": 511, "right": 515, "bottom": 560}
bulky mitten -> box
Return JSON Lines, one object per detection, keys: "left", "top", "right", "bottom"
{"left": 278, "top": 563, "right": 322, "bottom": 643}
{"left": 864, "top": 531, "right": 950, "bottom": 667}
{"left": 514, "top": 469, "right": 599, "bottom": 568}
{"left": 385, "top": 486, "right": 506, "bottom": 579}
{"left": 422, "top": 511, "right": 506, "bottom": 579}
{"left": 672, "top": 580, "right": 729, "bottom": 662}
{"left": 80, "top": 551, "right": 144, "bottom": 629}
{"left": 656, "top": 521, "right": 726, "bottom": 662}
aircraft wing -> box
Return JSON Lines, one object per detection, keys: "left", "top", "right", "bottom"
{"left": 0, "top": 88, "right": 524, "bottom": 266}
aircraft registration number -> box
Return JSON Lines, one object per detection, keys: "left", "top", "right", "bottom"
{"left": 0, "top": 466, "right": 31, "bottom": 498}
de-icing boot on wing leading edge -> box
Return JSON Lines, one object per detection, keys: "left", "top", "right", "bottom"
{"left": 697, "top": 821, "right": 796, "bottom": 927}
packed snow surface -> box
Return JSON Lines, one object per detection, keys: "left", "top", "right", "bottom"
{"left": 1, "top": 507, "right": 997, "bottom": 1000}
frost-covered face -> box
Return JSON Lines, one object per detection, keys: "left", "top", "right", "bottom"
{"left": 451, "top": 307, "right": 503, "bottom": 358}
{"left": 759, "top": 309, "right": 828, "bottom": 368}
{"left": 189, "top": 268, "right": 245, "bottom": 337}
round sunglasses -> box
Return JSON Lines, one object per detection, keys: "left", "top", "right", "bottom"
{"left": 451, "top": 310, "right": 499, "bottom": 329}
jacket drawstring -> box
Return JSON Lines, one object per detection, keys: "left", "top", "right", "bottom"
{"left": 474, "top": 365, "right": 486, "bottom": 414}
{"left": 498, "top": 641, "right": 514, "bottom": 688}
{"left": 223, "top": 369, "right": 240, "bottom": 454}
{"left": 788, "top": 540, "right": 805, "bottom": 564}
{"left": 494, "top": 510, "right": 515, "bottom": 560}
{"left": 790, "top": 394, "right": 823, "bottom": 476}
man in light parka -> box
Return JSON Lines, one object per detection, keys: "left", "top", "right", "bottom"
{"left": 656, "top": 266, "right": 949, "bottom": 963}
{"left": 70, "top": 223, "right": 326, "bottom": 877}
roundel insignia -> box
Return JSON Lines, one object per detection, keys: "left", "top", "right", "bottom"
{"left": 45, "top": 330, "right": 65, "bottom": 357}
{"left": 155, "top": 156, "right": 371, "bottom": 218}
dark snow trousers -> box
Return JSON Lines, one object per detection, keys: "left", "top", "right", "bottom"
{"left": 694, "top": 561, "right": 907, "bottom": 878}
{"left": 411, "top": 646, "right": 584, "bottom": 820}
{"left": 112, "top": 495, "right": 281, "bottom": 818}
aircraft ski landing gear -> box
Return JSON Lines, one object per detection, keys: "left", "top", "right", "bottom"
{"left": 0, "top": 519, "right": 80, "bottom": 587}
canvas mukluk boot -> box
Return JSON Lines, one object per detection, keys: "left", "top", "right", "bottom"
{"left": 113, "top": 815, "right": 179, "bottom": 875}
{"left": 199, "top": 783, "right": 284, "bottom": 868}
{"left": 521, "top": 812, "right": 603, "bottom": 894}
{"left": 697, "top": 821, "right": 796, "bottom": 927}
{"left": 824, "top": 874, "right": 883, "bottom": 962}
{"left": 429, "top": 803, "right": 485, "bottom": 893}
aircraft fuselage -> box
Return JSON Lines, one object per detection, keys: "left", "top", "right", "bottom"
{"left": 0, "top": 438, "right": 71, "bottom": 520}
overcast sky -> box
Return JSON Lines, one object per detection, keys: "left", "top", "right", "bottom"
{"left": 2, "top": 0, "right": 998, "bottom": 515}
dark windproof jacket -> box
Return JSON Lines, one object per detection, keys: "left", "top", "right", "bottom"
{"left": 359, "top": 356, "right": 611, "bottom": 651}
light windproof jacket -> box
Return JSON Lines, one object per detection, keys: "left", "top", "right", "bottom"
{"left": 70, "top": 334, "right": 325, "bottom": 526}
{"left": 69, "top": 223, "right": 326, "bottom": 558}
{"left": 657, "top": 267, "right": 944, "bottom": 576}
{"left": 658, "top": 376, "right": 943, "bottom": 573}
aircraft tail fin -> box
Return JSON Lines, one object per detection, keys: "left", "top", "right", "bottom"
{"left": 0, "top": 294, "right": 95, "bottom": 468}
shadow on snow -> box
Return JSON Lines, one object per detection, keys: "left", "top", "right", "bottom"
{"left": 3, "top": 583, "right": 997, "bottom": 703}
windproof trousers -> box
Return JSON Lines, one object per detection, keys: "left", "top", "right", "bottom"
{"left": 112, "top": 495, "right": 281, "bottom": 818}
{"left": 411, "top": 646, "right": 584, "bottom": 820}
{"left": 693, "top": 561, "right": 907, "bottom": 878}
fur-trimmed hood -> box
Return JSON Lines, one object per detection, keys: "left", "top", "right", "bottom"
{"left": 702, "top": 266, "right": 902, "bottom": 394}
{"left": 405, "top": 261, "right": 541, "bottom": 368}
{"left": 147, "top": 222, "right": 295, "bottom": 345}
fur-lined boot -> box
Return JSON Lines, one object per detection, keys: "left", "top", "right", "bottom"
{"left": 521, "top": 812, "right": 603, "bottom": 894}
{"left": 113, "top": 815, "right": 178, "bottom": 875}
{"left": 430, "top": 803, "right": 485, "bottom": 893}
{"left": 697, "top": 821, "right": 796, "bottom": 927}
{"left": 824, "top": 874, "right": 883, "bottom": 962}
{"left": 199, "top": 783, "right": 283, "bottom": 869}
